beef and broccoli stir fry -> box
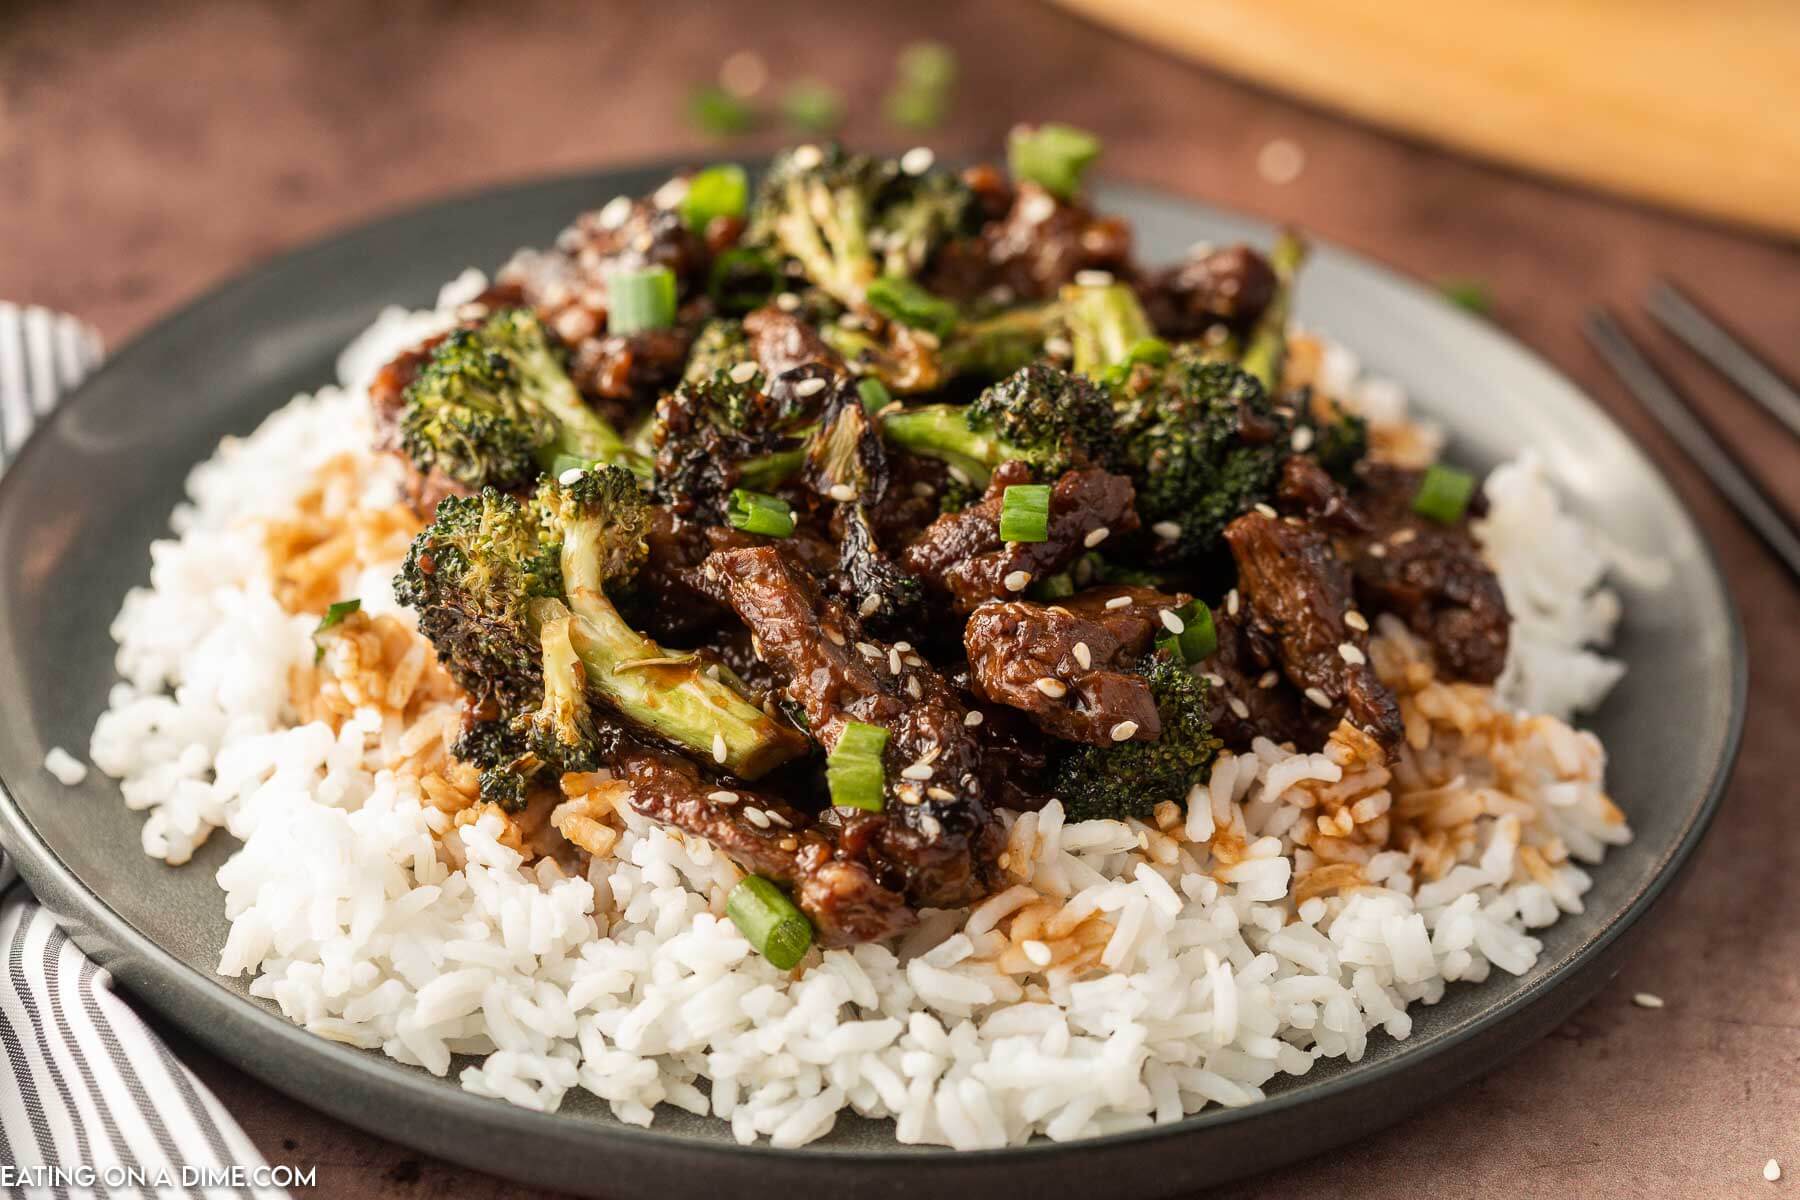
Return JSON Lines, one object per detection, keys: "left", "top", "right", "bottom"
{"left": 375, "top": 128, "right": 1509, "bottom": 965}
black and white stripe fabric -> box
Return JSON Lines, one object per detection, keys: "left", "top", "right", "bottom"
{"left": 0, "top": 306, "right": 284, "bottom": 1198}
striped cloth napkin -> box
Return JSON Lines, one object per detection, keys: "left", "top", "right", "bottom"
{"left": 0, "top": 302, "right": 285, "bottom": 1198}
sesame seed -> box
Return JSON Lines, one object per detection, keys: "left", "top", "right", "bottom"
{"left": 712, "top": 732, "right": 728, "bottom": 763}
{"left": 1344, "top": 610, "right": 1369, "bottom": 632}
{"left": 904, "top": 654, "right": 923, "bottom": 667}
{"left": 1258, "top": 670, "right": 1279, "bottom": 689}
{"left": 597, "top": 195, "right": 632, "bottom": 228}
{"left": 1368, "top": 543, "right": 1388, "bottom": 558}
{"left": 794, "top": 377, "right": 827, "bottom": 398}
{"left": 837, "top": 312, "right": 865, "bottom": 330}
{"left": 1022, "top": 939, "right": 1053, "bottom": 967}
{"left": 1110, "top": 720, "right": 1138, "bottom": 742}
{"left": 1290, "top": 426, "right": 1315, "bottom": 452}
{"left": 766, "top": 810, "right": 792, "bottom": 828}
{"left": 1339, "top": 642, "right": 1366, "bottom": 666}
{"left": 775, "top": 291, "right": 801, "bottom": 312}
{"left": 893, "top": 641, "right": 913, "bottom": 652}
{"left": 912, "top": 481, "right": 936, "bottom": 499}
{"left": 898, "top": 787, "right": 922, "bottom": 805}
{"left": 857, "top": 642, "right": 880, "bottom": 658}
{"left": 791, "top": 143, "right": 824, "bottom": 169}
{"left": 919, "top": 814, "right": 943, "bottom": 838}
{"left": 1254, "top": 503, "right": 1278, "bottom": 519}
{"left": 1105, "top": 596, "right": 1132, "bottom": 610}
{"left": 889, "top": 648, "right": 903, "bottom": 674}
{"left": 1084, "top": 526, "right": 1110, "bottom": 548}
{"left": 744, "top": 807, "right": 771, "bottom": 828}
{"left": 779, "top": 835, "right": 798, "bottom": 851}
{"left": 1035, "top": 677, "right": 1068, "bottom": 698}
{"left": 1043, "top": 335, "right": 1072, "bottom": 359}
{"left": 964, "top": 710, "right": 985, "bottom": 727}
{"left": 1304, "top": 687, "right": 1332, "bottom": 709}
{"left": 828, "top": 483, "right": 856, "bottom": 502}
{"left": 707, "top": 790, "right": 739, "bottom": 804}
{"left": 1203, "top": 672, "right": 1225, "bottom": 687}
{"left": 1227, "top": 589, "right": 1241, "bottom": 616}
{"left": 859, "top": 595, "right": 882, "bottom": 617}
{"left": 901, "top": 762, "right": 934, "bottom": 781}
{"left": 905, "top": 676, "right": 922, "bottom": 699}
{"left": 927, "top": 786, "right": 956, "bottom": 801}
{"left": 1765, "top": 1159, "right": 1781, "bottom": 1183}
{"left": 1152, "top": 520, "right": 1182, "bottom": 540}
{"left": 947, "top": 465, "right": 971, "bottom": 486}
{"left": 558, "top": 466, "right": 586, "bottom": 485}
{"left": 1229, "top": 697, "right": 1251, "bottom": 720}
{"left": 728, "top": 360, "right": 759, "bottom": 384}
{"left": 1074, "top": 269, "right": 1115, "bottom": 287}
{"left": 1004, "top": 570, "right": 1032, "bottom": 592}
{"left": 1159, "top": 609, "right": 1185, "bottom": 634}
{"left": 652, "top": 176, "right": 690, "bottom": 209}
{"left": 1018, "top": 191, "right": 1056, "bottom": 224}
{"left": 900, "top": 146, "right": 935, "bottom": 175}
{"left": 825, "top": 627, "right": 845, "bottom": 646}
{"left": 1632, "top": 992, "right": 1665, "bottom": 1009}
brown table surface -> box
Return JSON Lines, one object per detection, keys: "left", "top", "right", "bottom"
{"left": 4, "top": 1, "right": 1797, "bottom": 1195}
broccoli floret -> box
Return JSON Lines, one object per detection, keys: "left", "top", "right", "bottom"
{"left": 683, "top": 318, "right": 754, "bottom": 384}
{"left": 938, "top": 302, "right": 1063, "bottom": 381}
{"left": 803, "top": 386, "right": 922, "bottom": 626}
{"left": 1049, "top": 654, "right": 1221, "bottom": 822}
{"left": 400, "top": 308, "right": 640, "bottom": 492}
{"left": 819, "top": 322, "right": 945, "bottom": 394}
{"left": 880, "top": 363, "right": 1118, "bottom": 485}
{"left": 1113, "top": 357, "right": 1290, "bottom": 562}
{"left": 649, "top": 369, "right": 813, "bottom": 515}
{"left": 745, "top": 145, "right": 975, "bottom": 309}
{"left": 1062, "top": 281, "right": 1158, "bottom": 378}
{"left": 397, "top": 469, "right": 805, "bottom": 779}
{"left": 543, "top": 467, "right": 806, "bottom": 778}
{"left": 1297, "top": 391, "right": 1368, "bottom": 480}
{"left": 1239, "top": 232, "right": 1306, "bottom": 392}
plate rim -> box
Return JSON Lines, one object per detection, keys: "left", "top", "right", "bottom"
{"left": 0, "top": 163, "right": 1748, "bottom": 1169}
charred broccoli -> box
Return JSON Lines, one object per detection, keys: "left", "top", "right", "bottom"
{"left": 395, "top": 469, "right": 806, "bottom": 780}
{"left": 1238, "top": 232, "right": 1305, "bottom": 392}
{"left": 649, "top": 368, "right": 814, "bottom": 517}
{"left": 400, "top": 308, "right": 640, "bottom": 492}
{"left": 683, "top": 318, "right": 754, "bottom": 384}
{"left": 1049, "top": 653, "right": 1220, "bottom": 821}
{"left": 879, "top": 363, "right": 1118, "bottom": 484}
{"left": 804, "top": 385, "right": 923, "bottom": 625}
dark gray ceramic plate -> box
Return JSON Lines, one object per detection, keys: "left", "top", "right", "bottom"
{"left": 0, "top": 166, "right": 1743, "bottom": 1197}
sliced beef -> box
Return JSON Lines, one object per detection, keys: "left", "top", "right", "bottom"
{"left": 615, "top": 749, "right": 912, "bottom": 945}
{"left": 743, "top": 305, "right": 846, "bottom": 378}
{"left": 901, "top": 463, "right": 1141, "bottom": 613}
{"left": 1196, "top": 604, "right": 1335, "bottom": 752}
{"left": 1138, "top": 243, "right": 1278, "bottom": 341}
{"left": 701, "top": 546, "right": 1001, "bottom": 910}
{"left": 1223, "top": 510, "right": 1402, "bottom": 750}
{"left": 963, "top": 584, "right": 1188, "bottom": 745}
{"left": 924, "top": 179, "right": 1134, "bottom": 304}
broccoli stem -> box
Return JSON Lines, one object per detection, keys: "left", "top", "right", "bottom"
{"left": 878, "top": 404, "right": 1004, "bottom": 485}
{"left": 939, "top": 303, "right": 1060, "bottom": 380}
{"left": 1239, "top": 232, "right": 1307, "bottom": 393}
{"left": 1064, "top": 282, "right": 1155, "bottom": 377}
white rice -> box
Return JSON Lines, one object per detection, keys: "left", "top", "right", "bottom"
{"left": 89, "top": 279, "right": 1632, "bottom": 1147}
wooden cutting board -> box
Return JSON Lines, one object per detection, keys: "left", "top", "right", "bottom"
{"left": 1051, "top": 0, "right": 1800, "bottom": 239}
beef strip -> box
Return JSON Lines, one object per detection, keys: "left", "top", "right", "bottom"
{"left": 701, "top": 546, "right": 1001, "bottom": 910}
{"left": 1223, "top": 510, "right": 1403, "bottom": 749}
{"left": 743, "top": 305, "right": 846, "bottom": 378}
{"left": 1276, "top": 457, "right": 1510, "bottom": 683}
{"left": 963, "top": 583, "right": 1187, "bottom": 745}
{"left": 615, "top": 748, "right": 912, "bottom": 944}
{"left": 901, "top": 462, "right": 1141, "bottom": 613}
{"left": 924, "top": 178, "right": 1134, "bottom": 305}
{"left": 1196, "top": 604, "right": 1335, "bottom": 751}
{"left": 1138, "top": 243, "right": 1278, "bottom": 341}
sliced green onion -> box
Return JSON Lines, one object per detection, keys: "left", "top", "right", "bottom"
{"left": 726, "top": 876, "right": 814, "bottom": 970}
{"left": 1439, "top": 279, "right": 1493, "bottom": 317}
{"left": 827, "top": 721, "right": 889, "bottom": 811}
{"left": 687, "top": 85, "right": 756, "bottom": 137}
{"left": 884, "top": 85, "right": 948, "bottom": 131}
{"left": 857, "top": 377, "right": 893, "bottom": 414}
{"left": 865, "top": 276, "right": 957, "bottom": 338}
{"left": 998, "top": 483, "right": 1052, "bottom": 543}
{"left": 1412, "top": 464, "right": 1476, "bottom": 524}
{"left": 708, "top": 247, "right": 780, "bottom": 314}
{"left": 1030, "top": 572, "right": 1076, "bottom": 601}
{"left": 780, "top": 79, "right": 845, "bottom": 133}
{"left": 897, "top": 42, "right": 957, "bottom": 91}
{"left": 1008, "top": 123, "right": 1101, "bottom": 200}
{"left": 1176, "top": 601, "right": 1219, "bottom": 663}
{"left": 679, "top": 165, "right": 748, "bottom": 234}
{"left": 726, "top": 488, "right": 795, "bottom": 537}
{"left": 312, "top": 598, "right": 361, "bottom": 663}
{"left": 608, "top": 266, "right": 677, "bottom": 335}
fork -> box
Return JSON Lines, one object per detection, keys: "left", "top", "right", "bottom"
{"left": 0, "top": 302, "right": 106, "bottom": 470}
{"left": 1584, "top": 283, "right": 1800, "bottom": 584}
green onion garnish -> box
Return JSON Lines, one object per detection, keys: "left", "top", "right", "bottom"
{"left": 687, "top": 85, "right": 756, "bottom": 137}
{"left": 679, "top": 165, "right": 748, "bottom": 234}
{"left": 1439, "top": 279, "right": 1494, "bottom": 317}
{"left": 708, "top": 247, "right": 781, "bottom": 314}
{"left": 780, "top": 79, "right": 845, "bottom": 134}
{"left": 857, "top": 377, "right": 893, "bottom": 414}
{"left": 1412, "top": 464, "right": 1476, "bottom": 524}
{"left": 726, "top": 489, "right": 796, "bottom": 537}
{"left": 883, "top": 42, "right": 957, "bottom": 130}
{"left": 897, "top": 41, "right": 957, "bottom": 91}
{"left": 998, "top": 483, "right": 1052, "bottom": 543}
{"left": 312, "top": 598, "right": 361, "bottom": 663}
{"left": 827, "top": 721, "right": 889, "bottom": 811}
{"left": 726, "top": 876, "right": 814, "bottom": 970}
{"left": 1008, "top": 123, "right": 1101, "bottom": 200}
{"left": 865, "top": 276, "right": 957, "bottom": 338}
{"left": 608, "top": 266, "right": 677, "bottom": 334}
{"left": 1163, "top": 601, "right": 1218, "bottom": 664}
